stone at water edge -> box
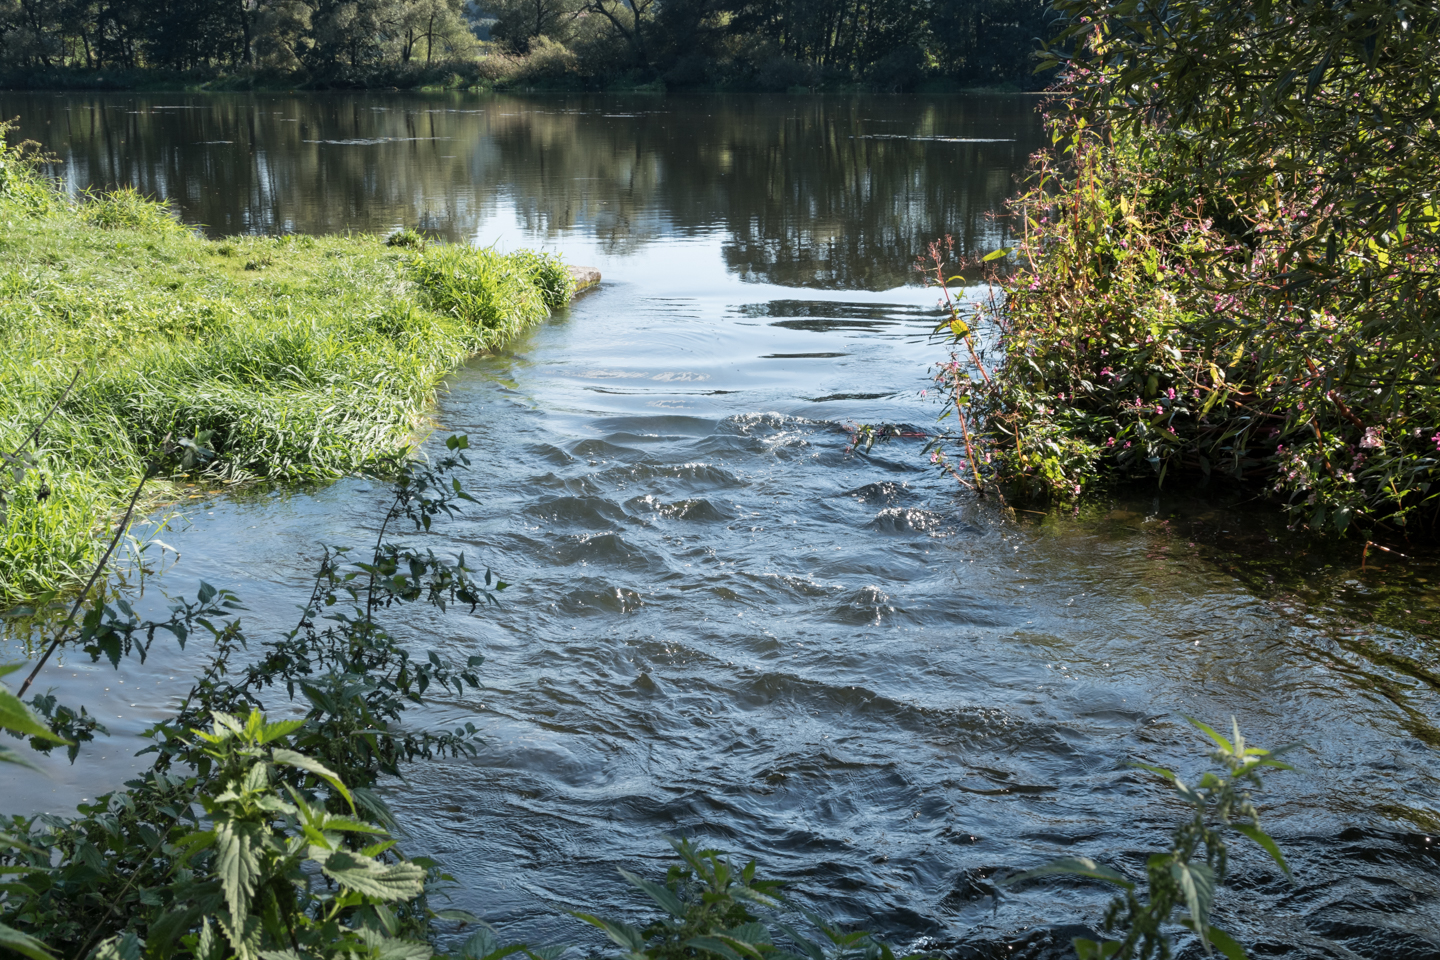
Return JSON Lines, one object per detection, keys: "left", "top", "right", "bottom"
{"left": 568, "top": 266, "right": 602, "bottom": 294}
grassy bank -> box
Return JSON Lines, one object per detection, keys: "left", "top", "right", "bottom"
{"left": 0, "top": 135, "right": 574, "bottom": 606}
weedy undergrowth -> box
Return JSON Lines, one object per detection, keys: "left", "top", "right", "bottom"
{"left": 0, "top": 432, "right": 509, "bottom": 960}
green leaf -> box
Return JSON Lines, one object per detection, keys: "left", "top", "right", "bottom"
{"left": 320, "top": 850, "right": 426, "bottom": 901}
{"left": 618, "top": 868, "right": 685, "bottom": 918}
{"left": 983, "top": 246, "right": 1015, "bottom": 262}
{"left": 217, "top": 911, "right": 261, "bottom": 960}
{"left": 256, "top": 718, "right": 305, "bottom": 744}
{"left": 89, "top": 932, "right": 142, "bottom": 960}
{"left": 1201, "top": 925, "right": 1250, "bottom": 960}
{"left": 1131, "top": 761, "right": 1178, "bottom": 783}
{"left": 1171, "top": 861, "right": 1217, "bottom": 941}
{"left": 459, "top": 928, "right": 528, "bottom": 960}
{"left": 1072, "top": 939, "right": 1122, "bottom": 960}
{"left": 1178, "top": 918, "right": 1248, "bottom": 960}
{"left": 0, "top": 921, "right": 55, "bottom": 960}
{"left": 271, "top": 748, "right": 354, "bottom": 811}
{"left": 723, "top": 923, "right": 772, "bottom": 947}
{"left": 571, "top": 914, "right": 645, "bottom": 952}
{"left": 1000, "top": 857, "right": 1135, "bottom": 891}
{"left": 371, "top": 937, "right": 433, "bottom": 960}
{"left": 0, "top": 673, "right": 68, "bottom": 746}
{"left": 214, "top": 819, "right": 261, "bottom": 926}
{"left": 1232, "top": 824, "right": 1290, "bottom": 876}
{"left": 1186, "top": 719, "right": 1232, "bottom": 759}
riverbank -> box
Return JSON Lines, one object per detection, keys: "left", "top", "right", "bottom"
{"left": 0, "top": 136, "right": 576, "bottom": 606}
{"left": 936, "top": 59, "right": 1440, "bottom": 537}
{"left": 0, "top": 61, "right": 1031, "bottom": 95}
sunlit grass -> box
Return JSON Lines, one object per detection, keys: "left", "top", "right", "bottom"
{"left": 0, "top": 156, "right": 573, "bottom": 605}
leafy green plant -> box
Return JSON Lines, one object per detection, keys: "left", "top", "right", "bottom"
{"left": 1003, "top": 720, "right": 1295, "bottom": 960}
{"left": 387, "top": 229, "right": 427, "bottom": 249}
{"left": 576, "top": 839, "right": 919, "bottom": 960}
{"left": 925, "top": 4, "right": 1440, "bottom": 535}
{"left": 1, "top": 435, "right": 499, "bottom": 959}
{"left": 78, "top": 188, "right": 183, "bottom": 233}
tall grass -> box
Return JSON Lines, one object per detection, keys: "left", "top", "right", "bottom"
{"left": 0, "top": 130, "right": 573, "bottom": 605}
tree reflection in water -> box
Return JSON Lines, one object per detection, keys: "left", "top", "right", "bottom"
{"left": 4, "top": 91, "right": 1041, "bottom": 291}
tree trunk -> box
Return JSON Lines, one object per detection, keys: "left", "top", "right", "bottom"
{"left": 240, "top": 0, "right": 254, "bottom": 66}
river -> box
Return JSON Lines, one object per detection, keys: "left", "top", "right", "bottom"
{"left": 1, "top": 92, "right": 1437, "bottom": 959}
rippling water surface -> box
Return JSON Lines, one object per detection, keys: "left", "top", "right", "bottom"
{"left": 2, "top": 92, "right": 1438, "bottom": 959}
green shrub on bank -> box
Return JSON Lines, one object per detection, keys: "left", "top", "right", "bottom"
{"left": 0, "top": 126, "right": 571, "bottom": 606}
{"left": 933, "top": 4, "right": 1440, "bottom": 535}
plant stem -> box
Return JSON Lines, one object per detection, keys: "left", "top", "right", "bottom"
{"left": 18, "top": 461, "right": 155, "bottom": 697}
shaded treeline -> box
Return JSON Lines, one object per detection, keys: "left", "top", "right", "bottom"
{"left": 0, "top": 0, "right": 1056, "bottom": 89}
{"left": 5, "top": 92, "right": 1041, "bottom": 287}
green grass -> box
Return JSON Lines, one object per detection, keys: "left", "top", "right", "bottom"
{"left": 0, "top": 147, "right": 574, "bottom": 606}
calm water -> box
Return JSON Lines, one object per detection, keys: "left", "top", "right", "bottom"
{"left": 2, "top": 92, "right": 1439, "bottom": 960}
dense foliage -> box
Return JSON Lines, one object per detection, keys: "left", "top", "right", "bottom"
{"left": 0, "top": 128, "right": 573, "bottom": 604}
{"left": 929, "top": 0, "right": 1440, "bottom": 535}
{"left": 0, "top": 0, "right": 1055, "bottom": 89}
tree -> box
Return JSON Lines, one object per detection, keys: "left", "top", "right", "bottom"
{"left": 578, "top": 0, "right": 654, "bottom": 68}
{"left": 488, "top": 0, "right": 579, "bottom": 52}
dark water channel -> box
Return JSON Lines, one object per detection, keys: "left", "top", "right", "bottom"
{"left": 2, "top": 93, "right": 1439, "bottom": 959}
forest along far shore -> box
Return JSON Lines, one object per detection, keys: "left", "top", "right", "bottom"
{"left": 0, "top": 0, "right": 1056, "bottom": 92}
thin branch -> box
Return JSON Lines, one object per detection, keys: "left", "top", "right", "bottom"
{"left": 19, "top": 457, "right": 157, "bottom": 698}
{"left": 11, "top": 367, "right": 81, "bottom": 458}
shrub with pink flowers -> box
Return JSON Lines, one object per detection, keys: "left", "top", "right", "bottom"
{"left": 934, "top": 0, "right": 1440, "bottom": 535}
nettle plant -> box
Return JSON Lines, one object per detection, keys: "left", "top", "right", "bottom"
{"left": 1004, "top": 720, "right": 1295, "bottom": 960}
{"left": 0, "top": 432, "right": 512, "bottom": 960}
{"left": 576, "top": 839, "right": 921, "bottom": 960}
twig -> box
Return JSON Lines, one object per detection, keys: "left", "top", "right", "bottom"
{"left": 1360, "top": 539, "right": 1407, "bottom": 571}
{"left": 19, "top": 457, "right": 158, "bottom": 698}
{"left": 953, "top": 393, "right": 987, "bottom": 499}
{"left": 11, "top": 367, "right": 82, "bottom": 459}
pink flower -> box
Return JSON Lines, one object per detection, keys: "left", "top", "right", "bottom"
{"left": 1360, "top": 426, "right": 1384, "bottom": 450}
{"left": 1106, "top": 437, "right": 1116, "bottom": 446}
{"left": 1166, "top": 388, "right": 1176, "bottom": 400}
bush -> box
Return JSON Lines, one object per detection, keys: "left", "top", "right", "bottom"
{"left": 927, "top": 3, "right": 1440, "bottom": 535}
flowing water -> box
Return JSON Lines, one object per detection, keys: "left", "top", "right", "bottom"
{"left": 2, "top": 92, "right": 1439, "bottom": 959}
